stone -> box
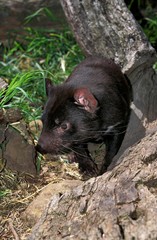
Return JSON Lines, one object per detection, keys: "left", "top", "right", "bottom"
{"left": 23, "top": 179, "right": 82, "bottom": 227}
{"left": 3, "top": 122, "right": 37, "bottom": 174}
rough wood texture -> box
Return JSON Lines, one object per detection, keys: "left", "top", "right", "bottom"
{"left": 60, "top": 0, "right": 157, "bottom": 158}
{"left": 60, "top": 0, "right": 156, "bottom": 71}
{"left": 28, "top": 126, "right": 157, "bottom": 240}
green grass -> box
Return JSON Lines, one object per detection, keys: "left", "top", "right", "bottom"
{"left": 144, "top": 15, "right": 157, "bottom": 49}
{"left": 0, "top": 189, "right": 11, "bottom": 198}
{"left": 0, "top": 28, "right": 84, "bottom": 122}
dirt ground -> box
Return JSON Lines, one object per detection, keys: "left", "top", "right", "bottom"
{"left": 0, "top": 154, "right": 82, "bottom": 240}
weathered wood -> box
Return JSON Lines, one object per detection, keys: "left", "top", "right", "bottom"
{"left": 28, "top": 126, "right": 157, "bottom": 240}
{"left": 60, "top": 0, "right": 156, "bottom": 71}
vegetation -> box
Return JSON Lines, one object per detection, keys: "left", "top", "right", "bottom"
{"left": 0, "top": 24, "right": 84, "bottom": 122}
{"left": 144, "top": 12, "right": 157, "bottom": 50}
{"left": 129, "top": 0, "right": 157, "bottom": 50}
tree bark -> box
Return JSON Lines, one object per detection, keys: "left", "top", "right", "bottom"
{"left": 60, "top": 0, "right": 157, "bottom": 160}
{"left": 28, "top": 129, "right": 157, "bottom": 240}
{"left": 60, "top": 0, "right": 155, "bottom": 71}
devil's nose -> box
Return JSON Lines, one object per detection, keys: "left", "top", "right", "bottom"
{"left": 36, "top": 143, "right": 47, "bottom": 154}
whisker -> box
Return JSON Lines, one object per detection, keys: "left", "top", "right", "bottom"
{"left": 60, "top": 129, "right": 127, "bottom": 144}
{"left": 60, "top": 144, "right": 89, "bottom": 158}
{"left": 77, "top": 126, "right": 127, "bottom": 135}
{"left": 94, "top": 129, "right": 127, "bottom": 135}
{"left": 83, "top": 127, "right": 128, "bottom": 133}
{"left": 81, "top": 122, "right": 129, "bottom": 133}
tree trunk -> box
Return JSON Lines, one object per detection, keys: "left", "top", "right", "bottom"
{"left": 60, "top": 0, "right": 157, "bottom": 161}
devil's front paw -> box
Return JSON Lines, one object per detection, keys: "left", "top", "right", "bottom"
{"left": 79, "top": 161, "right": 99, "bottom": 177}
{"left": 68, "top": 151, "right": 99, "bottom": 177}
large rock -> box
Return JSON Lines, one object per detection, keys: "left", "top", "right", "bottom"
{"left": 0, "top": 109, "right": 37, "bottom": 174}
{"left": 4, "top": 123, "right": 37, "bottom": 174}
{"left": 23, "top": 179, "right": 82, "bottom": 227}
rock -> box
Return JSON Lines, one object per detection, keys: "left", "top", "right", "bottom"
{"left": 23, "top": 179, "right": 82, "bottom": 227}
{"left": 28, "top": 119, "right": 43, "bottom": 138}
{"left": 0, "top": 108, "right": 22, "bottom": 123}
{"left": 5, "top": 108, "right": 22, "bottom": 123}
{"left": 0, "top": 108, "right": 37, "bottom": 174}
{"left": 0, "top": 77, "right": 8, "bottom": 90}
{"left": 0, "top": 122, "right": 7, "bottom": 144}
{"left": 3, "top": 123, "right": 37, "bottom": 174}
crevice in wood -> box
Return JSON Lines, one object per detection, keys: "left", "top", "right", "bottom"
{"left": 97, "top": 226, "right": 104, "bottom": 238}
{"left": 117, "top": 218, "right": 125, "bottom": 240}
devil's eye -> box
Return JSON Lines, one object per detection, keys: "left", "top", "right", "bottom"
{"left": 60, "top": 123, "right": 68, "bottom": 130}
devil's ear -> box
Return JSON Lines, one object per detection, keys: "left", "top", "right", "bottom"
{"left": 74, "top": 88, "right": 98, "bottom": 113}
{"left": 45, "top": 79, "right": 53, "bottom": 96}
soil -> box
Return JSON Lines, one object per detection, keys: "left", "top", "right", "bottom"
{"left": 0, "top": 151, "right": 83, "bottom": 239}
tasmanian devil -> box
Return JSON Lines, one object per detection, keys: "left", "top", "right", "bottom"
{"left": 36, "top": 56, "right": 133, "bottom": 175}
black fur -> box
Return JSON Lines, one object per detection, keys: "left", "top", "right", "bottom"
{"left": 36, "top": 57, "right": 133, "bottom": 175}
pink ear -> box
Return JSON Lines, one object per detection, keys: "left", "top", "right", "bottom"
{"left": 74, "top": 88, "right": 98, "bottom": 113}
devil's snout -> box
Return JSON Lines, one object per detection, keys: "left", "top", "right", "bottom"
{"left": 36, "top": 137, "right": 48, "bottom": 154}
{"left": 36, "top": 143, "right": 47, "bottom": 154}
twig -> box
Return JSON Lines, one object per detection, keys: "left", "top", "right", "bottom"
{"left": 16, "top": 184, "right": 47, "bottom": 203}
{"left": 8, "top": 218, "right": 20, "bottom": 240}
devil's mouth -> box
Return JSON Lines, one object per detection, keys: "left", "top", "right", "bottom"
{"left": 36, "top": 137, "right": 104, "bottom": 156}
